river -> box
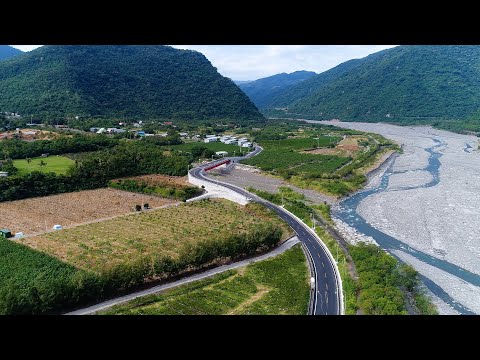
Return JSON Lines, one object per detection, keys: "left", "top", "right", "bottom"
{"left": 307, "top": 120, "right": 480, "bottom": 315}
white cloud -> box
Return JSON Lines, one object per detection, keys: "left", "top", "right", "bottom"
{"left": 9, "top": 45, "right": 42, "bottom": 52}
{"left": 172, "top": 45, "right": 397, "bottom": 80}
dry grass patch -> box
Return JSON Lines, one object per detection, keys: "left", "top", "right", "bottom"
{"left": 21, "top": 199, "right": 291, "bottom": 273}
{"left": 115, "top": 174, "right": 189, "bottom": 188}
{"left": 0, "top": 188, "right": 175, "bottom": 235}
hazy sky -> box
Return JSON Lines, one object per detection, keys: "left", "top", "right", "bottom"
{"left": 10, "top": 45, "right": 396, "bottom": 81}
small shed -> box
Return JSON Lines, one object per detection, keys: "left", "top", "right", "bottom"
{"left": 52, "top": 225, "right": 63, "bottom": 230}
{"left": 0, "top": 229, "right": 12, "bottom": 239}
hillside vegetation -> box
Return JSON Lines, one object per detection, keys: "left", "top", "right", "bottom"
{"left": 0, "top": 46, "right": 22, "bottom": 61}
{"left": 266, "top": 46, "right": 480, "bottom": 134}
{"left": 239, "top": 71, "right": 316, "bottom": 108}
{"left": 0, "top": 45, "right": 263, "bottom": 122}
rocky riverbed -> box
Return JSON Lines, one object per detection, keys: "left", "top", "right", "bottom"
{"left": 314, "top": 120, "right": 480, "bottom": 315}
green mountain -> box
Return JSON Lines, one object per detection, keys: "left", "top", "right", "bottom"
{"left": 239, "top": 71, "right": 316, "bottom": 108}
{"left": 0, "top": 46, "right": 22, "bottom": 61}
{"left": 266, "top": 46, "right": 480, "bottom": 132}
{"left": 0, "top": 45, "right": 263, "bottom": 122}
{"left": 266, "top": 58, "right": 368, "bottom": 109}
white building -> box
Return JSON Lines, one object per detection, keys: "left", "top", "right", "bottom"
{"left": 215, "top": 151, "right": 228, "bottom": 157}
{"left": 225, "top": 139, "right": 237, "bottom": 145}
{"left": 242, "top": 142, "right": 252, "bottom": 148}
{"left": 204, "top": 137, "right": 218, "bottom": 143}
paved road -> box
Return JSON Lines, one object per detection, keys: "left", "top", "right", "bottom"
{"left": 66, "top": 237, "right": 300, "bottom": 315}
{"left": 190, "top": 146, "right": 343, "bottom": 315}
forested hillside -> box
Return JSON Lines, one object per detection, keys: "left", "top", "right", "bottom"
{"left": 0, "top": 46, "right": 22, "bottom": 61}
{"left": 0, "top": 45, "right": 264, "bottom": 122}
{"left": 266, "top": 46, "right": 480, "bottom": 133}
{"left": 239, "top": 71, "right": 316, "bottom": 108}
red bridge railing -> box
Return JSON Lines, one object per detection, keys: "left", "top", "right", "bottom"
{"left": 204, "top": 159, "right": 231, "bottom": 171}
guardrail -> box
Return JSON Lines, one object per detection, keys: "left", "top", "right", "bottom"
{"left": 301, "top": 242, "right": 316, "bottom": 315}
{"left": 190, "top": 165, "right": 344, "bottom": 315}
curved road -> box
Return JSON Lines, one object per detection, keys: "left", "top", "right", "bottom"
{"left": 190, "top": 146, "right": 342, "bottom": 315}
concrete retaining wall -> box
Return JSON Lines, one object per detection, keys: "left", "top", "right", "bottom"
{"left": 188, "top": 172, "right": 250, "bottom": 205}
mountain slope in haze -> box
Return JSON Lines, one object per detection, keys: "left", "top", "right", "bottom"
{"left": 0, "top": 46, "right": 22, "bottom": 61}
{"left": 268, "top": 46, "right": 480, "bottom": 128}
{"left": 239, "top": 71, "right": 316, "bottom": 108}
{"left": 0, "top": 45, "right": 263, "bottom": 122}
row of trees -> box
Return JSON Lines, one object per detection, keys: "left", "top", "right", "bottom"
{"left": 0, "top": 141, "right": 190, "bottom": 202}
{"left": 109, "top": 179, "right": 202, "bottom": 202}
{"left": 0, "top": 135, "right": 119, "bottom": 160}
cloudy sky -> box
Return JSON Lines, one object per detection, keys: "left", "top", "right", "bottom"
{"left": 10, "top": 45, "right": 396, "bottom": 81}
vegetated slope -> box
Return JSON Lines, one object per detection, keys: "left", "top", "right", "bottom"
{"left": 267, "top": 46, "right": 480, "bottom": 129}
{"left": 0, "top": 46, "right": 22, "bottom": 61}
{"left": 266, "top": 59, "right": 365, "bottom": 110}
{"left": 239, "top": 71, "right": 316, "bottom": 108}
{"left": 0, "top": 45, "right": 264, "bottom": 122}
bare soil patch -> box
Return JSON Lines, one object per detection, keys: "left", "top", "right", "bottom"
{"left": 0, "top": 188, "right": 175, "bottom": 235}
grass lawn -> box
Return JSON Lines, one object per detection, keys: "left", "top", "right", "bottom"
{"left": 13, "top": 155, "right": 75, "bottom": 175}
{"left": 99, "top": 244, "right": 310, "bottom": 315}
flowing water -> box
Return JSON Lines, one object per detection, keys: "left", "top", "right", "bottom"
{"left": 334, "top": 138, "right": 477, "bottom": 314}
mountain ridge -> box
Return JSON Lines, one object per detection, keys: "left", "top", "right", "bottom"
{"left": 0, "top": 45, "right": 264, "bottom": 122}
{"left": 0, "top": 46, "right": 23, "bottom": 61}
{"left": 238, "top": 70, "right": 316, "bottom": 108}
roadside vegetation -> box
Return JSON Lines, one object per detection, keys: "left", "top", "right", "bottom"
{"left": 349, "top": 244, "right": 438, "bottom": 315}
{"left": 1, "top": 199, "right": 290, "bottom": 314}
{"left": 163, "top": 141, "right": 250, "bottom": 158}
{"left": 246, "top": 186, "right": 437, "bottom": 315}
{"left": 99, "top": 245, "right": 309, "bottom": 315}
{"left": 109, "top": 177, "right": 202, "bottom": 202}
{"left": 242, "top": 121, "right": 400, "bottom": 197}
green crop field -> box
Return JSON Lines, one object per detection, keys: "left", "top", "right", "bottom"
{"left": 165, "top": 141, "right": 251, "bottom": 156}
{"left": 0, "top": 238, "right": 94, "bottom": 315}
{"left": 259, "top": 136, "right": 340, "bottom": 151}
{"left": 13, "top": 156, "right": 75, "bottom": 175}
{"left": 99, "top": 245, "right": 310, "bottom": 315}
{"left": 242, "top": 136, "right": 349, "bottom": 176}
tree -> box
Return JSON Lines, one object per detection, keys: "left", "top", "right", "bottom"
{"left": 39, "top": 160, "right": 47, "bottom": 169}
{"left": 26, "top": 157, "right": 31, "bottom": 164}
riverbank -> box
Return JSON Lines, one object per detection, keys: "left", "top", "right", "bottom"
{"left": 313, "top": 120, "right": 480, "bottom": 315}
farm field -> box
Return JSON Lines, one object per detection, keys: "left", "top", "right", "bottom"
{"left": 242, "top": 136, "right": 350, "bottom": 176}
{"left": 116, "top": 174, "right": 190, "bottom": 187}
{"left": 241, "top": 130, "right": 400, "bottom": 197}
{"left": 13, "top": 155, "right": 75, "bottom": 175}
{"left": 165, "top": 141, "right": 251, "bottom": 156}
{"left": 0, "top": 188, "right": 175, "bottom": 235}
{"left": 99, "top": 245, "right": 309, "bottom": 315}
{"left": 21, "top": 199, "right": 291, "bottom": 272}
